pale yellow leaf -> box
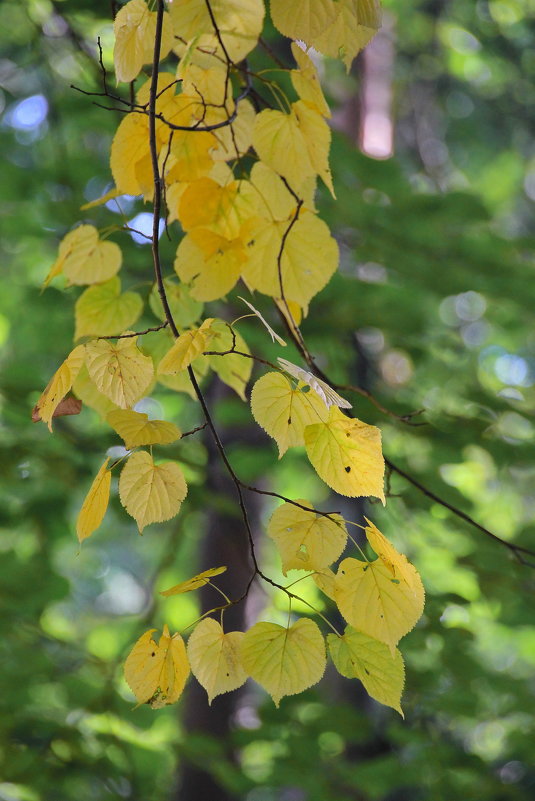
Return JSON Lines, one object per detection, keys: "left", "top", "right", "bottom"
{"left": 313, "top": 0, "right": 382, "bottom": 70}
{"left": 240, "top": 619, "right": 326, "bottom": 706}
{"left": 66, "top": 240, "right": 122, "bottom": 287}
{"left": 44, "top": 225, "right": 99, "bottom": 287}
{"left": 180, "top": 63, "right": 231, "bottom": 109}
{"left": 157, "top": 319, "right": 213, "bottom": 375}
{"left": 107, "top": 409, "right": 181, "bottom": 449}
{"left": 110, "top": 113, "right": 152, "bottom": 196}
{"left": 35, "top": 345, "right": 86, "bottom": 431}
{"left": 267, "top": 500, "right": 347, "bottom": 575}
{"left": 113, "top": 0, "right": 174, "bottom": 84}
{"left": 313, "top": 567, "right": 337, "bottom": 601}
{"left": 160, "top": 566, "right": 227, "bottom": 596}
{"left": 168, "top": 130, "right": 216, "bottom": 183}
{"left": 252, "top": 109, "right": 315, "bottom": 192}
{"left": 291, "top": 44, "right": 331, "bottom": 118}
{"left": 250, "top": 161, "right": 316, "bottom": 222}
{"left": 76, "top": 458, "right": 112, "bottom": 543}
{"left": 335, "top": 556, "right": 425, "bottom": 651}
{"left": 174, "top": 230, "right": 246, "bottom": 302}
{"left": 170, "top": 0, "right": 264, "bottom": 65}
{"left": 328, "top": 626, "right": 405, "bottom": 715}
{"left": 119, "top": 450, "right": 187, "bottom": 532}
{"left": 124, "top": 625, "right": 190, "bottom": 707}
{"left": 304, "top": 407, "right": 385, "bottom": 501}
{"left": 250, "top": 161, "right": 298, "bottom": 222}
{"left": 211, "top": 98, "right": 256, "bottom": 162}
{"left": 207, "top": 319, "right": 252, "bottom": 399}
{"left": 75, "top": 277, "right": 143, "bottom": 340}
{"left": 364, "top": 518, "right": 417, "bottom": 587}
{"left": 243, "top": 212, "right": 338, "bottom": 307}
{"left": 271, "top": 0, "right": 381, "bottom": 70}
{"left": 85, "top": 337, "right": 154, "bottom": 409}
{"left": 72, "top": 364, "right": 120, "bottom": 419}
{"left": 142, "top": 329, "right": 208, "bottom": 398}
{"left": 293, "top": 100, "right": 335, "bottom": 196}
{"left": 270, "top": 0, "right": 339, "bottom": 43}
{"left": 80, "top": 187, "right": 122, "bottom": 211}
{"left": 250, "top": 372, "right": 328, "bottom": 457}
{"left": 187, "top": 618, "right": 247, "bottom": 703}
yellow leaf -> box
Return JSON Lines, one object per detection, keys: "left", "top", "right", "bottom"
{"left": 84, "top": 337, "right": 154, "bottom": 409}
{"left": 276, "top": 298, "right": 304, "bottom": 328}
{"left": 65, "top": 240, "right": 122, "bottom": 287}
{"left": 267, "top": 500, "right": 347, "bottom": 575}
{"left": 242, "top": 212, "right": 338, "bottom": 307}
{"left": 328, "top": 627, "right": 405, "bottom": 715}
{"left": 277, "top": 358, "right": 352, "bottom": 410}
{"left": 313, "top": 0, "right": 382, "bottom": 70}
{"left": 168, "top": 130, "right": 216, "bottom": 183}
{"left": 364, "top": 518, "right": 417, "bottom": 587}
{"left": 250, "top": 372, "right": 328, "bottom": 457}
{"left": 80, "top": 187, "right": 122, "bottom": 211}
{"left": 142, "top": 329, "right": 209, "bottom": 398}
{"left": 187, "top": 618, "right": 247, "bottom": 703}
{"left": 148, "top": 278, "right": 203, "bottom": 327}
{"left": 240, "top": 619, "right": 326, "bottom": 706}
{"left": 124, "top": 625, "right": 190, "bottom": 707}
{"left": 110, "top": 113, "right": 152, "bottom": 196}
{"left": 157, "top": 319, "right": 214, "bottom": 375}
{"left": 252, "top": 109, "right": 316, "bottom": 192}
{"left": 76, "top": 458, "right": 112, "bottom": 543}
{"left": 293, "top": 100, "right": 335, "bottom": 196}
{"left": 206, "top": 319, "right": 252, "bottom": 400}
{"left": 160, "top": 566, "right": 227, "bottom": 596}
{"left": 169, "top": 0, "right": 264, "bottom": 65}
{"left": 250, "top": 161, "right": 298, "bottom": 222}
{"left": 113, "top": 0, "right": 174, "bottom": 84}
{"left": 44, "top": 224, "right": 98, "bottom": 287}
{"left": 72, "top": 364, "right": 120, "bottom": 419}
{"left": 291, "top": 43, "right": 331, "bottom": 118}
{"left": 178, "top": 178, "right": 257, "bottom": 241}
{"left": 271, "top": 0, "right": 381, "bottom": 70}
{"left": 119, "top": 450, "right": 187, "bottom": 532}
{"left": 211, "top": 98, "right": 256, "bottom": 162}
{"left": 335, "top": 556, "right": 425, "bottom": 651}
{"left": 174, "top": 231, "right": 245, "bottom": 302}
{"left": 180, "top": 63, "right": 231, "bottom": 109}
{"left": 304, "top": 407, "right": 385, "bottom": 501}
{"left": 270, "top": 0, "right": 339, "bottom": 43}
{"left": 35, "top": 345, "right": 86, "bottom": 431}
{"left": 107, "top": 409, "right": 181, "bottom": 449}
{"left": 312, "top": 567, "right": 337, "bottom": 601}
{"left": 253, "top": 102, "right": 333, "bottom": 195}
{"left": 75, "top": 277, "right": 143, "bottom": 340}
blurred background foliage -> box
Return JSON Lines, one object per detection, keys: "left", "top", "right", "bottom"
{"left": 1, "top": 0, "right": 535, "bottom": 799}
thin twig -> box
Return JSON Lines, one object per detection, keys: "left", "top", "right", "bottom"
{"left": 385, "top": 456, "right": 535, "bottom": 566}
{"left": 98, "top": 322, "right": 168, "bottom": 340}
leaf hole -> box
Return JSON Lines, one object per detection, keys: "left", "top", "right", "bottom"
{"left": 345, "top": 466, "right": 351, "bottom": 473}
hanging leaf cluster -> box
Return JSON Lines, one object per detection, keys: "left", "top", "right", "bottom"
{"left": 36, "top": 0, "right": 425, "bottom": 715}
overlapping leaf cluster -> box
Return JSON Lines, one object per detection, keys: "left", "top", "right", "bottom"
{"left": 36, "top": 0, "right": 424, "bottom": 715}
